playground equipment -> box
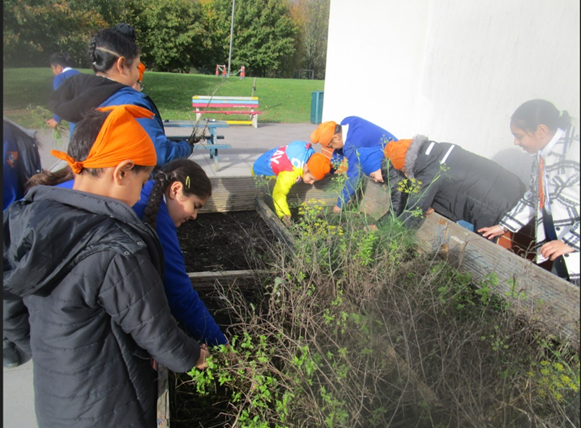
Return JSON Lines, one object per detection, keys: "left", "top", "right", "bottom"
{"left": 215, "top": 64, "right": 227, "bottom": 77}
{"left": 215, "top": 64, "right": 246, "bottom": 78}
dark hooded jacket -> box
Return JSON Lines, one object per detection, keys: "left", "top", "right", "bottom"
{"left": 3, "top": 186, "right": 200, "bottom": 428}
{"left": 393, "top": 135, "right": 526, "bottom": 231}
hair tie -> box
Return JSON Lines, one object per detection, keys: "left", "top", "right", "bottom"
{"left": 155, "top": 170, "right": 167, "bottom": 182}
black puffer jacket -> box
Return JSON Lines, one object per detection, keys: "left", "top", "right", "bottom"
{"left": 395, "top": 135, "right": 526, "bottom": 231}
{"left": 3, "top": 186, "right": 200, "bottom": 428}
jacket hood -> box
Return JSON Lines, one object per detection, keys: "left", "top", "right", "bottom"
{"left": 48, "top": 73, "right": 127, "bottom": 123}
{"left": 3, "top": 186, "right": 163, "bottom": 298}
{"left": 404, "top": 135, "right": 429, "bottom": 179}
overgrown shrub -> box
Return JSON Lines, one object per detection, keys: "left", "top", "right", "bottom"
{"left": 172, "top": 197, "right": 580, "bottom": 427}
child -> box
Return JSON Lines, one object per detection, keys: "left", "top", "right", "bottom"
{"left": 3, "top": 105, "right": 208, "bottom": 428}
{"left": 46, "top": 52, "right": 80, "bottom": 129}
{"left": 133, "top": 159, "right": 229, "bottom": 346}
{"left": 252, "top": 140, "right": 331, "bottom": 222}
{"left": 480, "top": 100, "right": 580, "bottom": 285}
{"left": 368, "top": 135, "right": 526, "bottom": 231}
{"left": 310, "top": 117, "right": 397, "bottom": 213}
{"left": 49, "top": 24, "right": 192, "bottom": 166}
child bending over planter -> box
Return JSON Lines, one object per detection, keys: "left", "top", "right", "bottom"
{"left": 359, "top": 135, "right": 526, "bottom": 232}
{"left": 133, "top": 159, "right": 229, "bottom": 346}
{"left": 310, "top": 116, "right": 398, "bottom": 213}
{"left": 3, "top": 105, "right": 208, "bottom": 428}
{"left": 252, "top": 140, "right": 331, "bottom": 223}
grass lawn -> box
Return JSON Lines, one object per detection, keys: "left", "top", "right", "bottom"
{"left": 3, "top": 68, "right": 324, "bottom": 129}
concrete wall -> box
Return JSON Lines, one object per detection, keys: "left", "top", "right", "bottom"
{"left": 323, "top": 0, "right": 580, "bottom": 183}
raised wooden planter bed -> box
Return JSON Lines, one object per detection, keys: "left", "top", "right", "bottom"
{"left": 157, "top": 175, "right": 580, "bottom": 426}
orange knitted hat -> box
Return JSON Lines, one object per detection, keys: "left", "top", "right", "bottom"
{"left": 310, "top": 121, "right": 337, "bottom": 147}
{"left": 306, "top": 153, "right": 331, "bottom": 180}
{"left": 51, "top": 104, "right": 157, "bottom": 173}
{"left": 384, "top": 139, "right": 412, "bottom": 170}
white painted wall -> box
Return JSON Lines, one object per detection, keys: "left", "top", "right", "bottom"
{"left": 323, "top": 0, "right": 580, "bottom": 183}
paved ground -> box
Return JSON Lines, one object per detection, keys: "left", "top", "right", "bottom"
{"left": 3, "top": 121, "right": 318, "bottom": 428}
{"left": 38, "top": 121, "right": 319, "bottom": 176}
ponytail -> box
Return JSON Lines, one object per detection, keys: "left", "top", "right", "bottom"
{"left": 143, "top": 170, "right": 169, "bottom": 229}
{"left": 511, "top": 99, "right": 571, "bottom": 132}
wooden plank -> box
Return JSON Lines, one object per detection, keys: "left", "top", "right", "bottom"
{"left": 255, "top": 197, "right": 296, "bottom": 248}
{"left": 360, "top": 177, "right": 391, "bottom": 221}
{"left": 201, "top": 176, "right": 341, "bottom": 213}
{"left": 193, "top": 96, "right": 258, "bottom": 101}
{"left": 193, "top": 110, "right": 263, "bottom": 115}
{"left": 415, "top": 212, "right": 580, "bottom": 346}
{"left": 157, "top": 364, "right": 170, "bottom": 427}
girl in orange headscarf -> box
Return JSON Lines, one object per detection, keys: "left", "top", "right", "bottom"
{"left": 3, "top": 105, "right": 208, "bottom": 428}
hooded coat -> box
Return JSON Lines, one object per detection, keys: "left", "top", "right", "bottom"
{"left": 3, "top": 186, "right": 200, "bottom": 428}
{"left": 49, "top": 73, "right": 191, "bottom": 166}
{"left": 395, "top": 135, "right": 526, "bottom": 231}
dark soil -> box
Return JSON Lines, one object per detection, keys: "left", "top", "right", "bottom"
{"left": 176, "top": 211, "right": 276, "bottom": 272}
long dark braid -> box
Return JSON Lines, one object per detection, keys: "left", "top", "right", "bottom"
{"left": 142, "top": 159, "right": 212, "bottom": 229}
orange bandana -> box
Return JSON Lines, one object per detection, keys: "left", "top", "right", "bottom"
{"left": 51, "top": 105, "right": 157, "bottom": 173}
{"left": 310, "top": 121, "right": 337, "bottom": 147}
{"left": 384, "top": 139, "right": 412, "bottom": 170}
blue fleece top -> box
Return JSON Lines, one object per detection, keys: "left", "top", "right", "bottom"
{"left": 58, "top": 180, "right": 227, "bottom": 345}
{"left": 356, "top": 144, "right": 386, "bottom": 176}
{"left": 52, "top": 69, "right": 81, "bottom": 123}
{"left": 69, "top": 87, "right": 191, "bottom": 166}
{"left": 334, "top": 116, "right": 397, "bottom": 208}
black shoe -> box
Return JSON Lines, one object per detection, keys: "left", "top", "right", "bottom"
{"left": 3, "top": 338, "right": 21, "bottom": 368}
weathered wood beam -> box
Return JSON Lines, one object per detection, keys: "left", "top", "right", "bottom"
{"left": 415, "top": 212, "right": 580, "bottom": 347}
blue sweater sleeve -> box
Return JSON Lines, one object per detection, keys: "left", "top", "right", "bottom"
{"left": 155, "top": 203, "right": 228, "bottom": 346}
{"left": 135, "top": 114, "right": 192, "bottom": 166}
{"left": 337, "top": 145, "right": 361, "bottom": 208}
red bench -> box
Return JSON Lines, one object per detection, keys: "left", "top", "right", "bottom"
{"left": 192, "top": 95, "right": 262, "bottom": 128}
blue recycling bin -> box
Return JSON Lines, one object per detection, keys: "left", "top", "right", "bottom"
{"left": 310, "top": 91, "right": 324, "bottom": 124}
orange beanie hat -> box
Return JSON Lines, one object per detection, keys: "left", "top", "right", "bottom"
{"left": 137, "top": 62, "right": 145, "bottom": 82}
{"left": 384, "top": 139, "right": 412, "bottom": 170}
{"left": 306, "top": 153, "right": 331, "bottom": 180}
{"left": 51, "top": 104, "right": 157, "bottom": 173}
{"left": 310, "top": 121, "right": 337, "bottom": 147}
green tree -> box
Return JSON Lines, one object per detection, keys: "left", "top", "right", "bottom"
{"left": 120, "top": 0, "right": 206, "bottom": 72}
{"left": 292, "top": 0, "right": 330, "bottom": 79}
{"left": 3, "top": 0, "right": 106, "bottom": 67}
{"left": 228, "top": 0, "right": 298, "bottom": 77}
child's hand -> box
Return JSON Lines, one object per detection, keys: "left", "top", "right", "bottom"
{"left": 540, "top": 240, "right": 575, "bottom": 261}
{"left": 282, "top": 215, "right": 292, "bottom": 226}
{"left": 333, "top": 205, "right": 341, "bottom": 214}
{"left": 195, "top": 344, "right": 210, "bottom": 370}
{"left": 478, "top": 225, "right": 505, "bottom": 240}
{"left": 46, "top": 119, "right": 59, "bottom": 129}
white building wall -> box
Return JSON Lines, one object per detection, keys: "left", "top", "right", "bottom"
{"left": 323, "top": 0, "right": 580, "bottom": 182}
